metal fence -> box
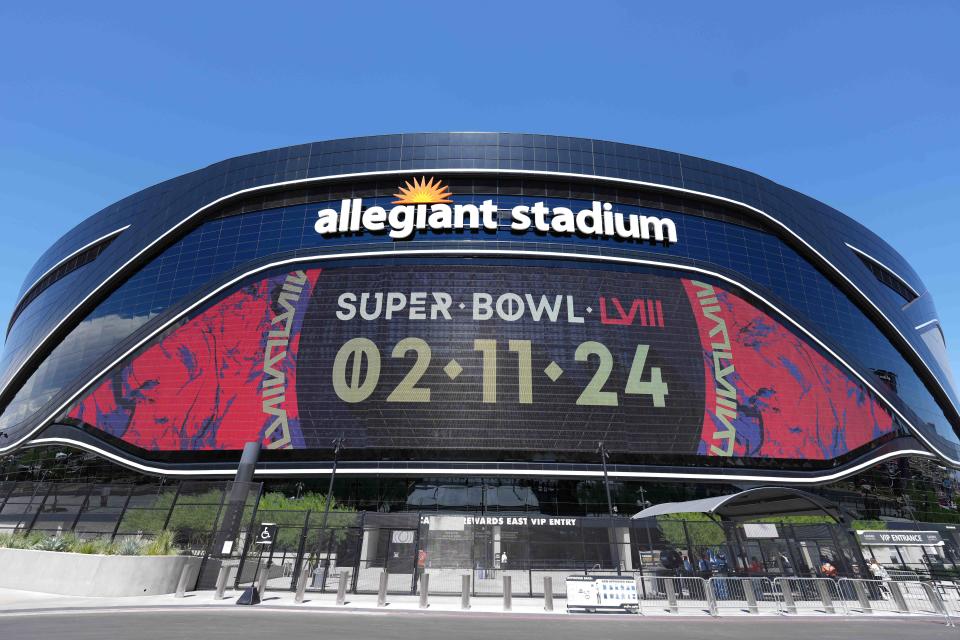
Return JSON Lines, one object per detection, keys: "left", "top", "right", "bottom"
{"left": 709, "top": 577, "right": 779, "bottom": 615}
{"left": 0, "top": 480, "right": 258, "bottom": 546}
{"left": 633, "top": 575, "right": 957, "bottom": 625}
{"left": 1, "top": 476, "right": 957, "bottom": 626}
{"left": 774, "top": 577, "right": 843, "bottom": 615}
{"left": 635, "top": 576, "right": 712, "bottom": 615}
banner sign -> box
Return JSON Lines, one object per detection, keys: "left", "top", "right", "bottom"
{"left": 857, "top": 530, "right": 943, "bottom": 546}
{"left": 419, "top": 515, "right": 577, "bottom": 528}
{"left": 314, "top": 177, "right": 678, "bottom": 245}
{"left": 743, "top": 523, "right": 779, "bottom": 539}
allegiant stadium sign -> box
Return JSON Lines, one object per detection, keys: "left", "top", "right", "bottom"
{"left": 314, "top": 176, "right": 678, "bottom": 245}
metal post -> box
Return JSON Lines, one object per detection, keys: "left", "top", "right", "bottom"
{"left": 412, "top": 516, "right": 424, "bottom": 595}
{"left": 920, "top": 582, "right": 949, "bottom": 617}
{"left": 543, "top": 576, "right": 554, "bottom": 611}
{"left": 69, "top": 483, "right": 96, "bottom": 533}
{"left": 160, "top": 482, "right": 183, "bottom": 531}
{"left": 418, "top": 573, "right": 429, "bottom": 609}
{"left": 318, "top": 436, "right": 345, "bottom": 534}
{"left": 255, "top": 558, "right": 269, "bottom": 597}
{"left": 377, "top": 571, "right": 388, "bottom": 607}
{"left": 461, "top": 574, "right": 471, "bottom": 610}
{"left": 110, "top": 485, "right": 135, "bottom": 542}
{"left": 852, "top": 580, "right": 872, "bottom": 614}
{"left": 336, "top": 570, "right": 348, "bottom": 605}
{"left": 779, "top": 580, "right": 797, "bottom": 615}
{"left": 635, "top": 577, "right": 645, "bottom": 615}
{"left": 321, "top": 528, "right": 338, "bottom": 594}
{"left": 743, "top": 578, "right": 759, "bottom": 614}
{"left": 25, "top": 481, "right": 54, "bottom": 533}
{"left": 350, "top": 511, "right": 365, "bottom": 595}
{"left": 597, "top": 442, "right": 621, "bottom": 575}
{"left": 665, "top": 578, "right": 678, "bottom": 614}
{"left": 705, "top": 579, "right": 718, "bottom": 617}
{"left": 294, "top": 563, "right": 310, "bottom": 603}
{"left": 503, "top": 575, "right": 512, "bottom": 611}
{"left": 887, "top": 581, "right": 909, "bottom": 613}
{"left": 214, "top": 563, "right": 233, "bottom": 600}
{"left": 304, "top": 435, "right": 344, "bottom": 588}
{"left": 814, "top": 579, "right": 835, "bottom": 614}
{"left": 175, "top": 563, "right": 192, "bottom": 598}
{"left": 290, "top": 510, "right": 312, "bottom": 592}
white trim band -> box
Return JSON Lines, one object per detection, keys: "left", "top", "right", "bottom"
{"left": 12, "top": 225, "right": 130, "bottom": 315}
{"left": 24, "top": 436, "right": 935, "bottom": 484}
{"left": 845, "top": 242, "right": 922, "bottom": 299}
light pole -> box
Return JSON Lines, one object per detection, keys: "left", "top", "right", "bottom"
{"left": 296, "top": 434, "right": 345, "bottom": 602}
{"left": 637, "top": 485, "right": 649, "bottom": 510}
{"left": 319, "top": 434, "right": 346, "bottom": 534}
{"left": 597, "top": 441, "right": 622, "bottom": 575}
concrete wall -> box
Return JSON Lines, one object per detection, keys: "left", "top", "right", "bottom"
{"left": 0, "top": 547, "right": 201, "bottom": 596}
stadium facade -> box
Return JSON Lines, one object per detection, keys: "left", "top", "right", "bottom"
{"left": 0, "top": 133, "right": 958, "bottom": 495}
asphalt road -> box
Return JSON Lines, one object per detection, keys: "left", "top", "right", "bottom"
{"left": 1, "top": 609, "right": 955, "bottom": 640}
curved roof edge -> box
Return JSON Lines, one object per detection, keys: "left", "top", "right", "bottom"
{"left": 631, "top": 486, "right": 844, "bottom": 522}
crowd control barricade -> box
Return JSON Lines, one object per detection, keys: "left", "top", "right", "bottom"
{"left": 838, "top": 578, "right": 950, "bottom": 618}
{"left": 636, "top": 576, "right": 711, "bottom": 615}
{"left": 898, "top": 581, "right": 948, "bottom": 616}
{"left": 708, "top": 577, "right": 779, "bottom": 615}
{"left": 936, "top": 580, "right": 960, "bottom": 618}
{"left": 837, "top": 578, "right": 924, "bottom": 615}
{"left": 774, "top": 577, "right": 845, "bottom": 615}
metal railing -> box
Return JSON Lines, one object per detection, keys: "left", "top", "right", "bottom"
{"left": 627, "top": 575, "right": 955, "bottom": 626}
{"left": 635, "top": 576, "right": 712, "bottom": 615}
{"left": 774, "top": 577, "right": 844, "bottom": 615}
{"left": 709, "top": 577, "right": 779, "bottom": 615}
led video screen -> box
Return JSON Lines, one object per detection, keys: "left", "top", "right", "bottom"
{"left": 65, "top": 263, "right": 895, "bottom": 462}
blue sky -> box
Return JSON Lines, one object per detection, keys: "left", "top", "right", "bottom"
{"left": 0, "top": 2, "right": 958, "bottom": 370}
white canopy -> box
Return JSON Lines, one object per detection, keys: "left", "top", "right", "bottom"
{"left": 631, "top": 486, "right": 843, "bottom": 522}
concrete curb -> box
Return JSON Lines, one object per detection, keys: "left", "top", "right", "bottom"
{"left": 0, "top": 596, "right": 951, "bottom": 623}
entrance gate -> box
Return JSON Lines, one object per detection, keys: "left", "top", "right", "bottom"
{"left": 234, "top": 512, "right": 422, "bottom": 595}
{"left": 234, "top": 510, "right": 871, "bottom": 597}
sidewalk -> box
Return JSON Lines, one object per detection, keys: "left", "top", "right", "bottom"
{"left": 0, "top": 587, "right": 566, "bottom": 617}
{"left": 0, "top": 586, "right": 946, "bottom": 620}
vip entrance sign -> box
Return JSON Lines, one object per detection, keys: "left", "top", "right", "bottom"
{"left": 856, "top": 530, "right": 944, "bottom": 546}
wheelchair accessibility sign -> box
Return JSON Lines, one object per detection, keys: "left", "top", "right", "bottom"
{"left": 255, "top": 523, "right": 278, "bottom": 546}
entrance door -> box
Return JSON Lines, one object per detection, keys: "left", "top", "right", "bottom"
{"left": 386, "top": 528, "right": 417, "bottom": 573}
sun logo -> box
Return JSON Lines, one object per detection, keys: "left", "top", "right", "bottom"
{"left": 392, "top": 176, "right": 453, "bottom": 205}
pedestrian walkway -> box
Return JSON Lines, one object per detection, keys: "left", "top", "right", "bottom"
{"left": 0, "top": 585, "right": 951, "bottom": 622}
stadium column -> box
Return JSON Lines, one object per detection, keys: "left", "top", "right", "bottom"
{"left": 614, "top": 526, "right": 633, "bottom": 572}
{"left": 201, "top": 442, "right": 261, "bottom": 588}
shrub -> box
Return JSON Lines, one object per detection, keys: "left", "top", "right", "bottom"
{"left": 143, "top": 530, "right": 176, "bottom": 556}
{"left": 75, "top": 538, "right": 113, "bottom": 555}
{"left": 0, "top": 530, "right": 181, "bottom": 556}
{"left": 113, "top": 536, "right": 145, "bottom": 556}
{"left": 34, "top": 535, "right": 70, "bottom": 552}
{"left": 1, "top": 532, "right": 45, "bottom": 549}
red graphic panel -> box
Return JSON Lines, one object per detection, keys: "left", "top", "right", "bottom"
{"left": 67, "top": 269, "right": 321, "bottom": 451}
{"left": 682, "top": 279, "right": 895, "bottom": 459}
